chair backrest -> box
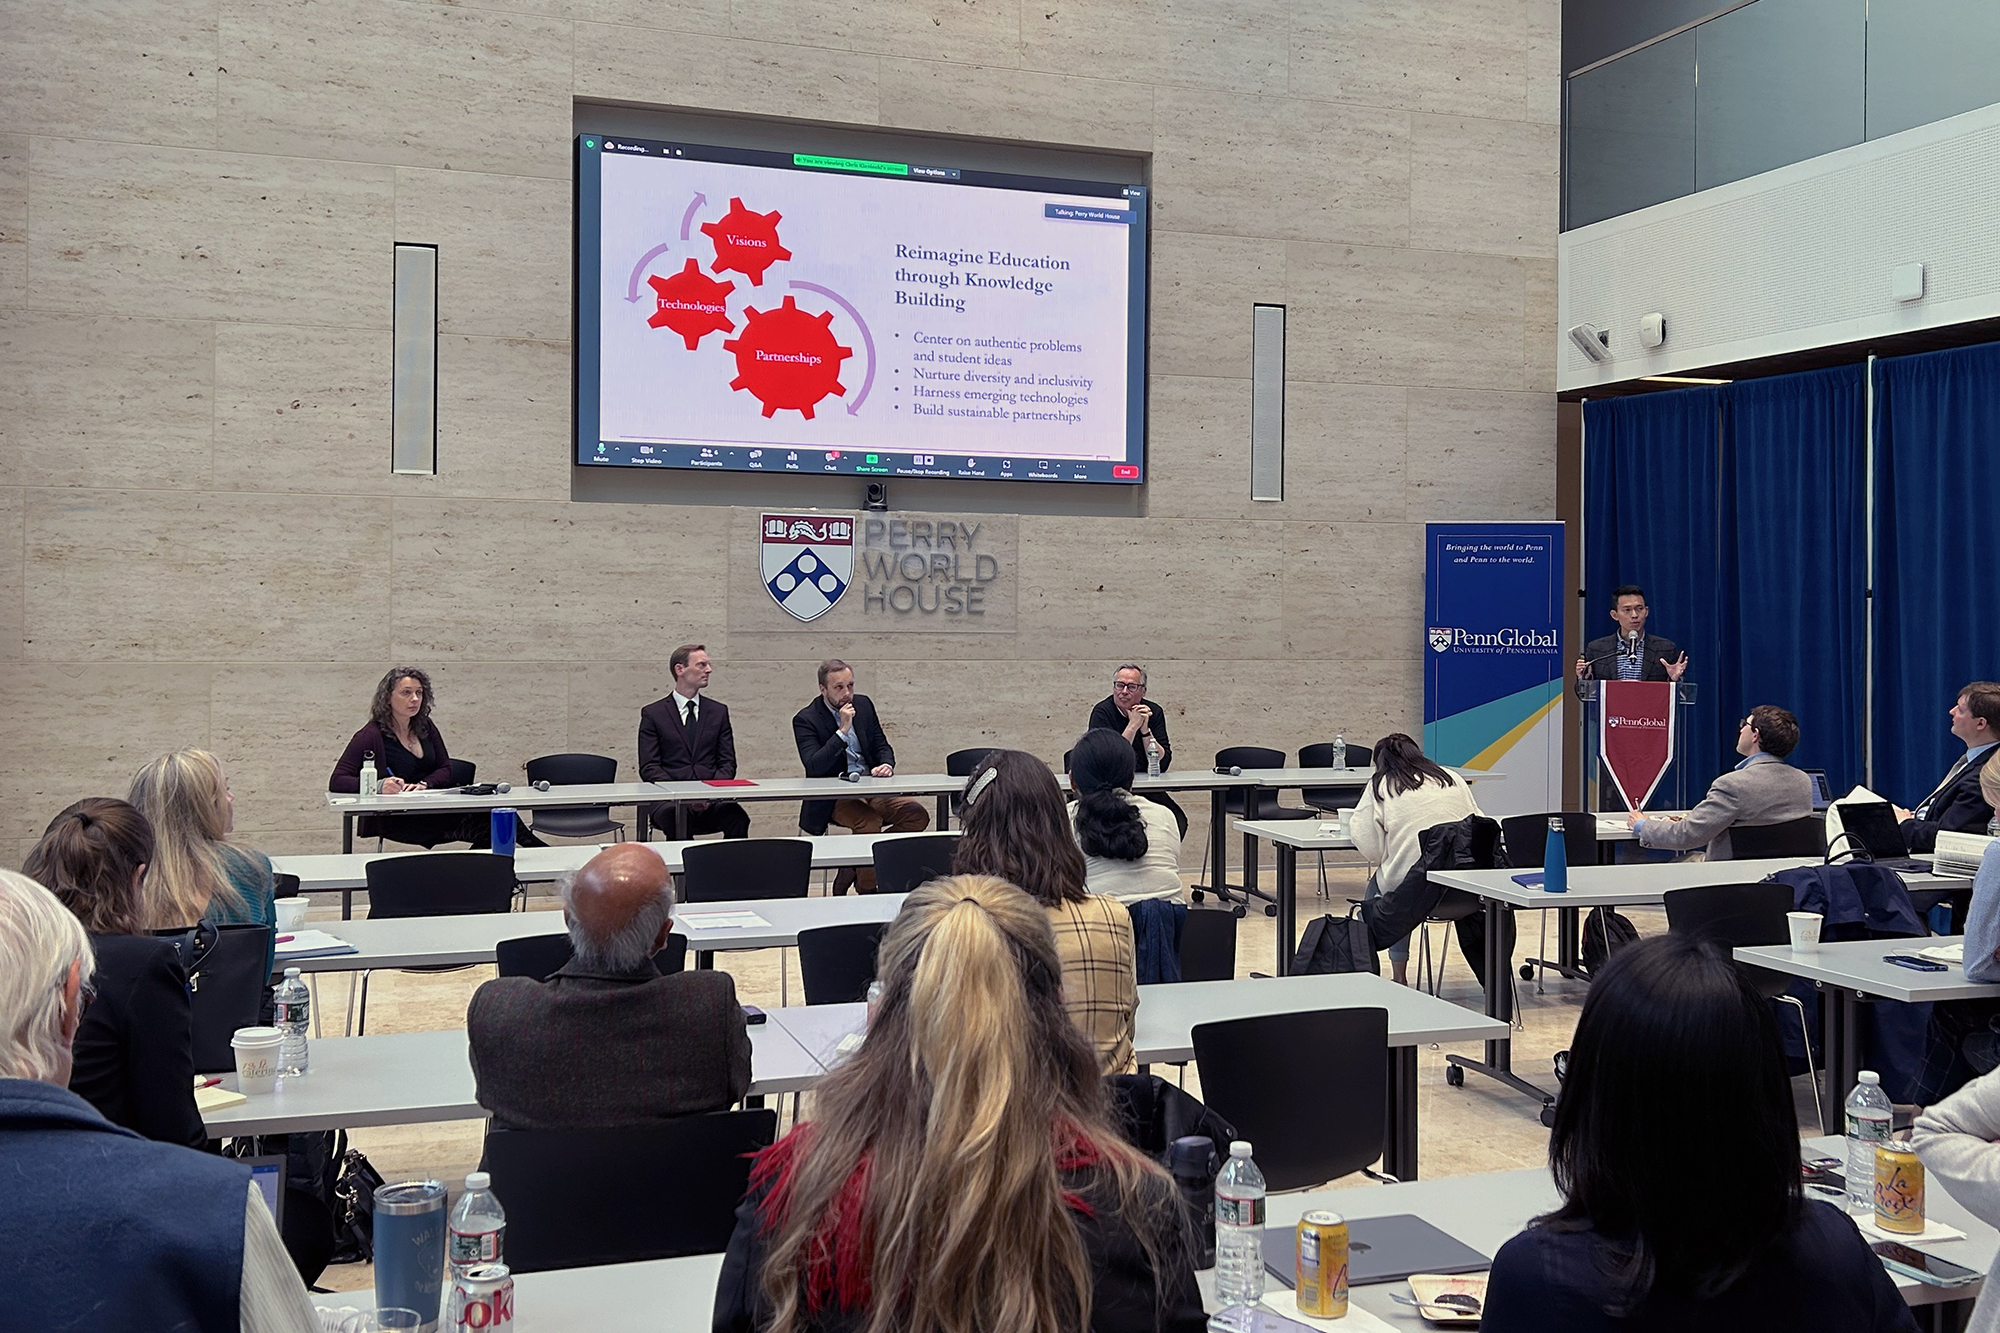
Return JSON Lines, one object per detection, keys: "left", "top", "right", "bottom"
{"left": 1178, "top": 908, "right": 1238, "bottom": 982}
{"left": 1298, "top": 742, "right": 1372, "bottom": 769}
{"left": 1216, "top": 746, "right": 1285, "bottom": 771}
{"left": 1499, "top": 813, "right": 1599, "bottom": 870}
{"left": 525, "top": 753, "right": 617, "bottom": 786}
{"left": 871, "top": 833, "right": 961, "bottom": 896}
{"left": 797, "top": 922, "right": 888, "bottom": 1004}
{"left": 945, "top": 748, "right": 995, "bottom": 777}
{"left": 1728, "top": 815, "right": 1828, "bottom": 859}
{"left": 494, "top": 931, "right": 686, "bottom": 982}
{"left": 362, "top": 852, "right": 518, "bottom": 919}
{"left": 272, "top": 872, "right": 301, "bottom": 898}
{"left": 447, "top": 757, "right": 478, "bottom": 787}
{"left": 1191, "top": 1008, "right": 1388, "bottom": 1191}
{"left": 681, "top": 838, "right": 814, "bottom": 903}
{"left": 480, "top": 1109, "right": 777, "bottom": 1271}
{"left": 1662, "top": 882, "right": 1793, "bottom": 949}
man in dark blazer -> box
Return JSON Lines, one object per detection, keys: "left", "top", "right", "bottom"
{"left": 638, "top": 642, "right": 750, "bottom": 839}
{"left": 1086, "top": 662, "right": 1187, "bottom": 839}
{"left": 466, "top": 844, "right": 751, "bottom": 1130}
{"left": 1895, "top": 681, "right": 1999, "bottom": 853}
{"left": 793, "top": 659, "right": 929, "bottom": 893}
{"left": 1574, "top": 584, "right": 1689, "bottom": 693}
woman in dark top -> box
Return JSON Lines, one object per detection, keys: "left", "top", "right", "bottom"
{"left": 22, "top": 798, "right": 207, "bottom": 1151}
{"left": 1482, "top": 933, "right": 1915, "bottom": 1332}
{"left": 713, "top": 875, "right": 1202, "bottom": 1333}
{"left": 328, "top": 667, "right": 526, "bottom": 848}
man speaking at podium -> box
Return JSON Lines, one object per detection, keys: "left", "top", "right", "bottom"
{"left": 1575, "top": 585, "right": 1689, "bottom": 689}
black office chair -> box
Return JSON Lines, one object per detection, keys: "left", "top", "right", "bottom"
{"left": 871, "top": 833, "right": 960, "bottom": 895}
{"left": 1192, "top": 1007, "right": 1391, "bottom": 1190}
{"left": 354, "top": 853, "right": 517, "bottom": 1033}
{"left": 1201, "top": 746, "right": 1312, "bottom": 916}
{"left": 1500, "top": 812, "right": 1601, "bottom": 990}
{"left": 797, "top": 922, "right": 887, "bottom": 1004}
{"left": 522, "top": 753, "right": 624, "bottom": 841}
{"left": 446, "top": 757, "right": 477, "bottom": 787}
{"left": 681, "top": 839, "right": 814, "bottom": 902}
{"left": 481, "top": 1109, "right": 777, "bottom": 1272}
{"left": 1297, "top": 742, "right": 1371, "bottom": 814}
{"left": 945, "top": 748, "right": 996, "bottom": 824}
{"left": 1663, "top": 882, "right": 1824, "bottom": 1131}
{"left": 1729, "top": 815, "right": 1829, "bottom": 859}
{"left": 1178, "top": 908, "right": 1237, "bottom": 982}
{"left": 494, "top": 931, "right": 687, "bottom": 982}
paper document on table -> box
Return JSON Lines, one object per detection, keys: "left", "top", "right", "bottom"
{"left": 275, "top": 930, "right": 358, "bottom": 959}
{"left": 1920, "top": 942, "right": 1966, "bottom": 964}
{"left": 195, "top": 1084, "right": 247, "bottom": 1112}
{"left": 1854, "top": 1214, "right": 1966, "bottom": 1244}
{"left": 676, "top": 911, "right": 772, "bottom": 931}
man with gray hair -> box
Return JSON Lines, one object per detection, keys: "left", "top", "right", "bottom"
{"left": 0, "top": 869, "right": 322, "bottom": 1332}
{"left": 467, "top": 844, "right": 751, "bottom": 1130}
{"left": 1087, "top": 663, "right": 1188, "bottom": 838}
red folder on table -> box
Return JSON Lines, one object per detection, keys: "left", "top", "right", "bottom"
{"left": 702, "top": 779, "right": 756, "bottom": 787}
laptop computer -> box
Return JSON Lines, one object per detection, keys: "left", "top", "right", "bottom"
{"left": 242, "top": 1153, "right": 286, "bottom": 1229}
{"left": 1804, "top": 769, "right": 1833, "bottom": 812}
{"left": 1260, "top": 1214, "right": 1488, "bottom": 1287}
{"left": 1834, "top": 800, "right": 1933, "bottom": 873}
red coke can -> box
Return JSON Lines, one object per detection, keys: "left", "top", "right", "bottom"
{"left": 449, "top": 1263, "right": 513, "bottom": 1332}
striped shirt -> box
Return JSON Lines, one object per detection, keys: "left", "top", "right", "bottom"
{"left": 1047, "top": 895, "right": 1139, "bottom": 1075}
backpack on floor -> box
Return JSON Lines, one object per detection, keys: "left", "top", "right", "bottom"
{"left": 1292, "top": 909, "right": 1381, "bottom": 976}
{"left": 1581, "top": 906, "right": 1639, "bottom": 975}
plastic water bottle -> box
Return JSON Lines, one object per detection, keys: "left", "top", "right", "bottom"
{"left": 274, "top": 968, "right": 310, "bottom": 1077}
{"left": 359, "top": 752, "right": 379, "bottom": 796}
{"left": 1333, "top": 733, "right": 1347, "bottom": 768}
{"left": 1214, "top": 1140, "right": 1267, "bottom": 1305}
{"left": 1146, "top": 735, "right": 1162, "bottom": 779}
{"left": 1543, "top": 816, "right": 1569, "bottom": 894}
{"left": 1845, "top": 1071, "right": 1893, "bottom": 1215}
{"left": 449, "top": 1172, "right": 507, "bottom": 1277}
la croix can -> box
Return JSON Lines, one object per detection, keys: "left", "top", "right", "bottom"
{"left": 1296, "top": 1210, "right": 1350, "bottom": 1318}
{"left": 448, "top": 1262, "right": 514, "bottom": 1332}
{"left": 1874, "top": 1141, "right": 1925, "bottom": 1235}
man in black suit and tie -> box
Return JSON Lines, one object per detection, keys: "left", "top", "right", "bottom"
{"left": 638, "top": 643, "right": 750, "bottom": 839}
{"left": 793, "top": 659, "right": 929, "bottom": 893}
{"left": 1574, "top": 584, "right": 1690, "bottom": 691}
{"left": 1894, "top": 681, "right": 1999, "bottom": 853}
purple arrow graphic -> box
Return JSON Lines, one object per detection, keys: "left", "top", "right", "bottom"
{"left": 788, "top": 280, "right": 876, "bottom": 415}
{"left": 624, "top": 243, "right": 674, "bottom": 303}
{"left": 679, "top": 191, "right": 707, "bottom": 241}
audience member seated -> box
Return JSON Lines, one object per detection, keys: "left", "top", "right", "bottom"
{"left": 467, "top": 843, "right": 749, "bottom": 1129}
{"left": 1910, "top": 761, "right": 2000, "bottom": 1107}
{"left": 1087, "top": 662, "right": 1188, "bottom": 839}
{"left": 1350, "top": 733, "right": 1482, "bottom": 986}
{"left": 1630, "top": 705, "right": 1813, "bottom": 860}
{"left": 1482, "top": 933, "right": 1915, "bottom": 1333}
{"left": 130, "top": 748, "right": 279, "bottom": 980}
{"left": 639, "top": 642, "right": 751, "bottom": 840}
{"left": 1894, "top": 681, "right": 1999, "bottom": 853}
{"left": 1067, "top": 728, "right": 1184, "bottom": 904}
{"left": 713, "top": 874, "right": 1204, "bottom": 1333}
{"left": 953, "top": 751, "right": 1139, "bottom": 1074}
{"left": 0, "top": 869, "right": 321, "bottom": 1333}
{"left": 23, "top": 799, "right": 205, "bottom": 1151}
{"left": 328, "top": 666, "right": 527, "bottom": 849}
{"left": 1913, "top": 1064, "right": 2000, "bottom": 1330}
{"left": 791, "top": 658, "right": 929, "bottom": 893}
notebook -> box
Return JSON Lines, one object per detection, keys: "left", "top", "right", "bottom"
{"left": 275, "top": 929, "right": 358, "bottom": 960}
{"left": 1260, "top": 1214, "right": 1489, "bottom": 1287}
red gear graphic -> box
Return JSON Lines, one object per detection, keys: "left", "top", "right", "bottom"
{"left": 700, "top": 197, "right": 792, "bottom": 286}
{"left": 645, "top": 258, "right": 736, "bottom": 349}
{"left": 722, "top": 295, "right": 853, "bottom": 420}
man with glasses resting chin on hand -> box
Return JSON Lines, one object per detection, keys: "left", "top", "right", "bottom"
{"left": 1087, "top": 664, "right": 1187, "bottom": 840}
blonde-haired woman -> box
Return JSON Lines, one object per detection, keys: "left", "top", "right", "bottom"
{"left": 129, "top": 748, "right": 278, "bottom": 978}
{"left": 713, "top": 875, "right": 1203, "bottom": 1333}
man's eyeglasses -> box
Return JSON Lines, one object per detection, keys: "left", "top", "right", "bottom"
{"left": 1112, "top": 681, "right": 1145, "bottom": 692}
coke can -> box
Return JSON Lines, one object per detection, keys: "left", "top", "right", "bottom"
{"left": 1874, "top": 1142, "right": 1925, "bottom": 1235}
{"left": 1295, "top": 1210, "right": 1349, "bottom": 1319}
{"left": 449, "top": 1263, "right": 514, "bottom": 1332}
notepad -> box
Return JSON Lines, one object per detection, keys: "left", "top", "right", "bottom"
{"left": 275, "top": 930, "right": 359, "bottom": 960}
{"left": 676, "top": 911, "right": 772, "bottom": 931}
{"left": 195, "top": 1084, "right": 247, "bottom": 1112}
{"left": 1510, "top": 872, "right": 1546, "bottom": 888}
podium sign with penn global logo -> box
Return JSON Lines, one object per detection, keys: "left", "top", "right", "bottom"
{"left": 1599, "top": 681, "right": 1677, "bottom": 810}
{"left": 1423, "top": 523, "right": 1565, "bottom": 818}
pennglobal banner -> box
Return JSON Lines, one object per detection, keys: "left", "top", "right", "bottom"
{"left": 1423, "top": 522, "right": 1565, "bottom": 819}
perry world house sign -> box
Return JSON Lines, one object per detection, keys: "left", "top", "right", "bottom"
{"left": 761, "top": 513, "right": 854, "bottom": 622}
{"left": 753, "top": 511, "right": 1007, "bottom": 626}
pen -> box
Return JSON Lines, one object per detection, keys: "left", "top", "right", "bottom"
{"left": 195, "top": 1076, "right": 222, "bottom": 1088}
{"left": 276, "top": 935, "right": 295, "bottom": 944}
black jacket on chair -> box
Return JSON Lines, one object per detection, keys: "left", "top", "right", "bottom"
{"left": 69, "top": 934, "right": 207, "bottom": 1150}
{"left": 1359, "top": 815, "right": 1513, "bottom": 986}
{"left": 792, "top": 695, "right": 896, "bottom": 835}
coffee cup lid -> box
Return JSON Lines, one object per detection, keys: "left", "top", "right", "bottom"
{"left": 231, "top": 1025, "right": 284, "bottom": 1046}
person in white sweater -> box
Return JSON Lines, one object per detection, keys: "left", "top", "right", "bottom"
{"left": 1067, "top": 729, "right": 1184, "bottom": 903}
{"left": 1350, "top": 733, "right": 1482, "bottom": 985}
{"left": 1913, "top": 1064, "right": 2000, "bottom": 1333}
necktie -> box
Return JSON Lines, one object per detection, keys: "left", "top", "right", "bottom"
{"left": 686, "top": 697, "right": 698, "bottom": 731}
{"left": 1916, "top": 754, "right": 1969, "bottom": 821}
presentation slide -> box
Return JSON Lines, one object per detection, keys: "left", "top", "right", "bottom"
{"left": 575, "top": 137, "right": 1149, "bottom": 484}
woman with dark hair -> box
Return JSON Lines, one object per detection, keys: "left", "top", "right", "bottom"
{"left": 714, "top": 874, "right": 1203, "bottom": 1333}
{"left": 1482, "top": 933, "right": 1915, "bottom": 1331}
{"left": 953, "top": 750, "right": 1139, "bottom": 1074}
{"left": 23, "top": 798, "right": 207, "bottom": 1149}
{"left": 1349, "top": 733, "right": 1481, "bottom": 985}
{"left": 1067, "top": 729, "right": 1183, "bottom": 903}
{"left": 327, "top": 667, "right": 525, "bottom": 848}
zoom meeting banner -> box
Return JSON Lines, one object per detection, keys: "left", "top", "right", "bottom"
{"left": 1423, "top": 523, "right": 1565, "bottom": 819}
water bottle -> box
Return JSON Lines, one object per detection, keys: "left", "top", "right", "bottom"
{"left": 1146, "top": 735, "right": 1162, "bottom": 779}
{"left": 448, "top": 1171, "right": 507, "bottom": 1278}
{"left": 1169, "top": 1136, "right": 1218, "bottom": 1269}
{"left": 1214, "top": 1140, "right": 1267, "bottom": 1305}
{"left": 359, "top": 752, "right": 379, "bottom": 796}
{"left": 1845, "top": 1071, "right": 1893, "bottom": 1216}
{"left": 1333, "top": 733, "right": 1347, "bottom": 768}
{"left": 1543, "top": 816, "right": 1568, "bottom": 894}
{"left": 274, "top": 967, "right": 310, "bottom": 1077}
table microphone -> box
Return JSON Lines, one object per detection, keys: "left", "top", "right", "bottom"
{"left": 1212, "top": 765, "right": 1243, "bottom": 776}
{"left": 531, "top": 779, "right": 552, "bottom": 792}
{"left": 494, "top": 782, "right": 511, "bottom": 794}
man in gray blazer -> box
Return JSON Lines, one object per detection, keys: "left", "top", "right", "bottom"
{"left": 467, "top": 844, "right": 750, "bottom": 1130}
{"left": 1630, "top": 705, "right": 1813, "bottom": 860}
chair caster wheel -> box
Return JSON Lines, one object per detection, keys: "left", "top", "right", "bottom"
{"left": 1445, "top": 1064, "right": 1464, "bottom": 1088}
{"left": 1519, "top": 964, "right": 1534, "bottom": 981}
{"left": 1263, "top": 905, "right": 1277, "bottom": 918}
{"left": 1232, "top": 905, "right": 1247, "bottom": 919}
{"left": 1539, "top": 1103, "right": 1557, "bottom": 1129}
{"left": 1191, "top": 890, "right": 1205, "bottom": 903}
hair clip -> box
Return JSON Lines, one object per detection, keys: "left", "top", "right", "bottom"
{"left": 964, "top": 767, "right": 999, "bottom": 808}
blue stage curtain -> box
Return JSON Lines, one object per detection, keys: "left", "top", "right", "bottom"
{"left": 1583, "top": 387, "right": 1725, "bottom": 803}
{"left": 1873, "top": 343, "right": 2000, "bottom": 806}
{"left": 1717, "top": 365, "right": 1868, "bottom": 794}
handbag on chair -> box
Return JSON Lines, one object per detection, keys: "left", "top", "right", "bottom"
{"left": 153, "top": 921, "right": 274, "bottom": 1074}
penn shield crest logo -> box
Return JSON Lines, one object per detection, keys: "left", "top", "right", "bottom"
{"left": 761, "top": 513, "right": 853, "bottom": 622}
{"left": 1428, "top": 627, "right": 1452, "bottom": 653}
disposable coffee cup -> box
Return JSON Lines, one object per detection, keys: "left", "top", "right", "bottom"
{"left": 1787, "top": 911, "right": 1823, "bottom": 952}
{"left": 231, "top": 1025, "right": 285, "bottom": 1095}
{"left": 1336, "top": 808, "right": 1357, "bottom": 837}
{"left": 275, "top": 897, "right": 309, "bottom": 932}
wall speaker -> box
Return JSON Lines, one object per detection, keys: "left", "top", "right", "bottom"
{"left": 1250, "top": 303, "right": 1285, "bottom": 502}
{"left": 392, "top": 244, "right": 439, "bottom": 475}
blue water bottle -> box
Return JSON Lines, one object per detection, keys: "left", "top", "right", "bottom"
{"left": 489, "top": 807, "right": 517, "bottom": 858}
{"left": 374, "top": 1179, "right": 447, "bottom": 1329}
{"left": 1543, "top": 816, "right": 1568, "bottom": 894}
